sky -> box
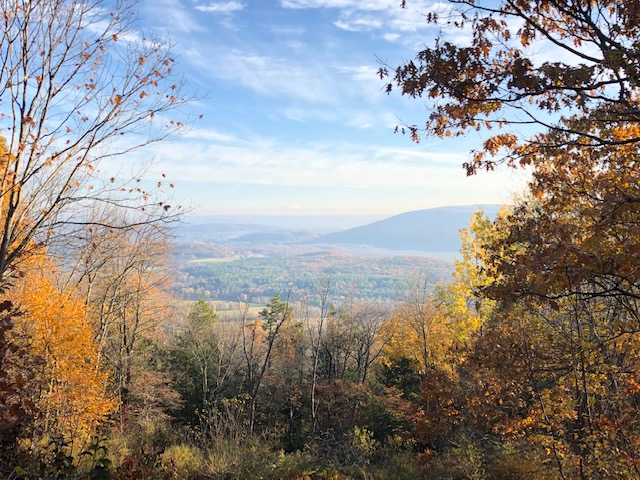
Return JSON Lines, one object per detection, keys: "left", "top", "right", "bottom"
{"left": 135, "top": 0, "right": 529, "bottom": 216}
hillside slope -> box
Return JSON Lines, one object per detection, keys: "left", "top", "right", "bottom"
{"left": 311, "top": 205, "right": 502, "bottom": 252}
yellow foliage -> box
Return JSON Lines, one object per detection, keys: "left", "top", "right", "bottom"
{"left": 380, "top": 312, "right": 424, "bottom": 367}
{"left": 8, "top": 251, "right": 118, "bottom": 449}
{"left": 380, "top": 303, "right": 451, "bottom": 375}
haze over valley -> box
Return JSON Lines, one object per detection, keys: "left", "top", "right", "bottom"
{"left": 172, "top": 205, "right": 499, "bottom": 306}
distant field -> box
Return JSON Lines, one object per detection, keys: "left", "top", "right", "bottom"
{"left": 179, "top": 298, "right": 267, "bottom": 318}
{"left": 186, "top": 257, "right": 237, "bottom": 264}
{"left": 216, "top": 305, "right": 265, "bottom": 320}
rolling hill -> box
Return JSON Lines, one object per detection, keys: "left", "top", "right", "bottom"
{"left": 309, "top": 205, "right": 502, "bottom": 253}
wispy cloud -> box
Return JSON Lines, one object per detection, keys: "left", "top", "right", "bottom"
{"left": 280, "top": 0, "right": 441, "bottom": 34}
{"left": 281, "top": 0, "right": 396, "bottom": 9}
{"left": 143, "top": 134, "right": 527, "bottom": 215}
{"left": 195, "top": 1, "right": 245, "bottom": 13}
{"left": 131, "top": 0, "right": 528, "bottom": 215}
{"left": 183, "top": 35, "right": 396, "bottom": 126}
{"left": 185, "top": 47, "right": 337, "bottom": 104}
{"left": 282, "top": 104, "right": 340, "bottom": 123}
{"left": 182, "top": 128, "right": 240, "bottom": 143}
{"left": 143, "top": 0, "right": 205, "bottom": 33}
{"left": 147, "top": 134, "right": 512, "bottom": 189}
{"left": 334, "top": 15, "right": 383, "bottom": 32}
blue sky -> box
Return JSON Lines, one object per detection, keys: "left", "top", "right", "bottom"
{"left": 136, "top": 0, "right": 528, "bottom": 216}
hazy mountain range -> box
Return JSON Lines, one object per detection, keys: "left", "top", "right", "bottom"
{"left": 174, "top": 205, "right": 503, "bottom": 303}
{"left": 179, "top": 205, "right": 502, "bottom": 255}
{"left": 309, "top": 205, "right": 502, "bottom": 252}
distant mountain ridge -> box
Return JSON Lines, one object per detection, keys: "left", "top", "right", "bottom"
{"left": 175, "top": 222, "right": 318, "bottom": 243}
{"left": 309, "top": 205, "right": 502, "bottom": 253}
{"left": 175, "top": 205, "right": 503, "bottom": 255}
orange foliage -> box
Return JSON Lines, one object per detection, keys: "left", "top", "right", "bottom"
{"left": 383, "top": 0, "right": 640, "bottom": 175}
{"left": 7, "top": 251, "right": 117, "bottom": 449}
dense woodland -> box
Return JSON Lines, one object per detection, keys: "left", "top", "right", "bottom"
{"left": 175, "top": 253, "right": 452, "bottom": 305}
{"left": 1, "top": 0, "right": 640, "bottom": 479}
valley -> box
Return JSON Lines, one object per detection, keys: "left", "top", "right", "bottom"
{"left": 170, "top": 205, "right": 499, "bottom": 306}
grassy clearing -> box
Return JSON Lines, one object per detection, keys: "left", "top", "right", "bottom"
{"left": 186, "top": 257, "right": 237, "bottom": 264}
{"left": 217, "top": 304, "right": 264, "bottom": 320}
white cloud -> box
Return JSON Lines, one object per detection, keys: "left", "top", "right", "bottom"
{"left": 184, "top": 38, "right": 394, "bottom": 125}
{"left": 281, "top": 0, "right": 397, "bottom": 10}
{"left": 185, "top": 47, "right": 336, "bottom": 104}
{"left": 148, "top": 134, "right": 507, "bottom": 189}
{"left": 334, "top": 65, "right": 389, "bottom": 103}
{"left": 195, "top": 1, "right": 245, "bottom": 13}
{"left": 182, "top": 128, "right": 240, "bottom": 143}
{"left": 129, "top": 0, "right": 530, "bottom": 215}
{"left": 338, "top": 65, "right": 379, "bottom": 83}
{"left": 279, "top": 0, "right": 461, "bottom": 44}
{"left": 334, "top": 16, "right": 383, "bottom": 32}
{"left": 142, "top": 134, "right": 528, "bottom": 215}
{"left": 143, "top": 0, "right": 205, "bottom": 33}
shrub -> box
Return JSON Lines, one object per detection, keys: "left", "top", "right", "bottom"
{"left": 160, "top": 444, "right": 204, "bottom": 478}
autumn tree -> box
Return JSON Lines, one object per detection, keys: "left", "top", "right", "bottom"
{"left": 303, "top": 278, "right": 332, "bottom": 445}
{"left": 386, "top": 274, "right": 450, "bottom": 376}
{"left": 5, "top": 250, "right": 117, "bottom": 454}
{"left": 59, "top": 216, "right": 176, "bottom": 431}
{"left": 382, "top": 0, "right": 640, "bottom": 174}
{"left": 0, "top": 0, "right": 193, "bottom": 286}
{"left": 470, "top": 184, "right": 640, "bottom": 478}
{"left": 381, "top": 3, "right": 640, "bottom": 473}
{"left": 241, "top": 294, "right": 294, "bottom": 434}
{"left": 343, "top": 302, "right": 390, "bottom": 385}
{"left": 263, "top": 309, "right": 306, "bottom": 450}
{"left": 408, "top": 175, "right": 640, "bottom": 478}
{"left": 316, "top": 305, "right": 354, "bottom": 382}
{"left": 482, "top": 132, "right": 640, "bottom": 311}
